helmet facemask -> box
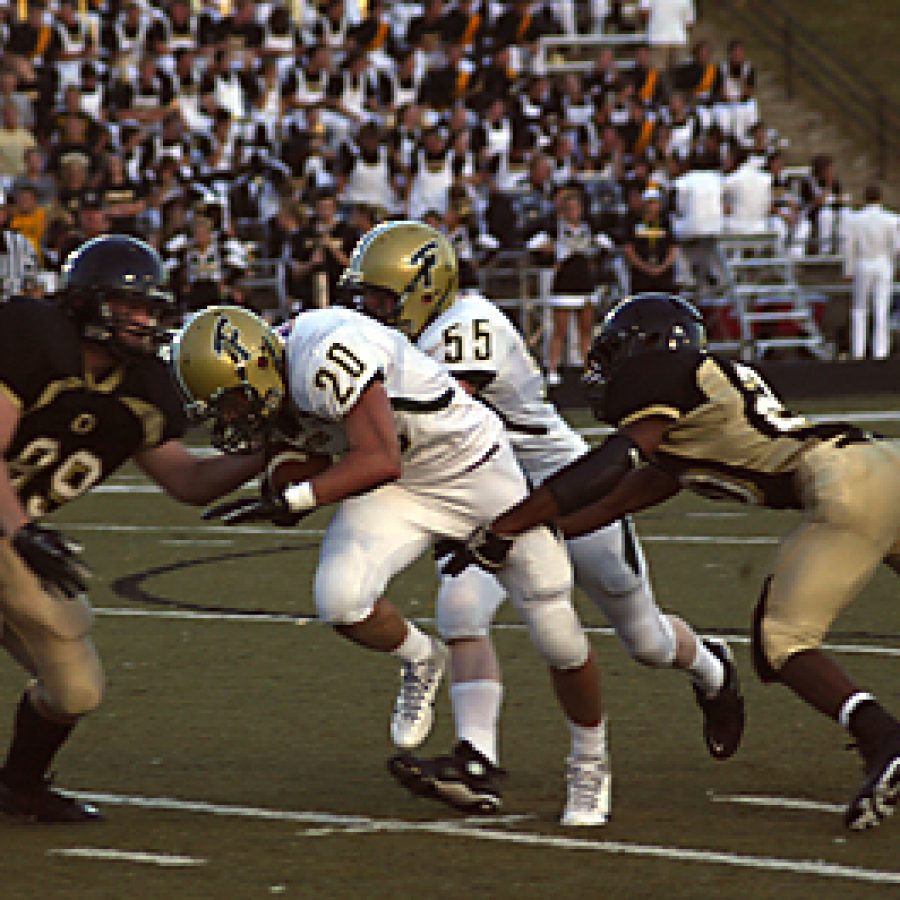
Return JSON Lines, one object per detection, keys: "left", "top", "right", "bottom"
{"left": 191, "top": 382, "right": 282, "bottom": 454}
{"left": 77, "top": 289, "right": 178, "bottom": 358}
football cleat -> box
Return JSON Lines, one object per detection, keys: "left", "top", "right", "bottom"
{"left": 388, "top": 740, "right": 504, "bottom": 814}
{"left": 390, "top": 637, "right": 449, "bottom": 749}
{"left": 845, "top": 727, "right": 900, "bottom": 831}
{"left": 692, "top": 638, "right": 745, "bottom": 760}
{"left": 0, "top": 778, "right": 103, "bottom": 823}
{"left": 561, "top": 754, "right": 611, "bottom": 827}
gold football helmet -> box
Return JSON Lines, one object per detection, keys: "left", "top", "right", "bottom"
{"left": 171, "top": 305, "right": 286, "bottom": 453}
{"left": 339, "top": 220, "right": 459, "bottom": 339}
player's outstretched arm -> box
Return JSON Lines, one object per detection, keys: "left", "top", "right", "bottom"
{"left": 558, "top": 464, "right": 681, "bottom": 539}
{"left": 438, "top": 418, "right": 672, "bottom": 577}
{"left": 134, "top": 440, "right": 266, "bottom": 506}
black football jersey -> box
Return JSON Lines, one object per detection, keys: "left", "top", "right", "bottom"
{"left": 0, "top": 299, "right": 188, "bottom": 519}
{"left": 604, "top": 350, "right": 867, "bottom": 509}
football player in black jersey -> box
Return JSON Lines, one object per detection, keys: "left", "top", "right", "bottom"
{"left": 441, "top": 292, "right": 900, "bottom": 832}
{"left": 0, "top": 235, "right": 264, "bottom": 822}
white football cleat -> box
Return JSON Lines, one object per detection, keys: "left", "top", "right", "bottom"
{"left": 391, "top": 637, "right": 450, "bottom": 749}
{"left": 560, "top": 754, "right": 611, "bottom": 827}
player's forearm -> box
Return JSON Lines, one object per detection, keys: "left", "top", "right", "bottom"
{"left": 181, "top": 452, "right": 267, "bottom": 505}
{"left": 309, "top": 446, "right": 401, "bottom": 506}
{"left": 559, "top": 465, "right": 680, "bottom": 539}
{"left": 136, "top": 442, "right": 265, "bottom": 506}
{"left": 493, "top": 433, "right": 650, "bottom": 537}
{"left": 491, "top": 483, "right": 560, "bottom": 538}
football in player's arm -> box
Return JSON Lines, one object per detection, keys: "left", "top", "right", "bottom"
{"left": 0, "top": 236, "right": 265, "bottom": 823}
{"left": 442, "top": 293, "right": 900, "bottom": 833}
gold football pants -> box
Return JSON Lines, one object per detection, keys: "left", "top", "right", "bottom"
{"left": 762, "top": 438, "right": 900, "bottom": 669}
{"left": 0, "top": 539, "right": 103, "bottom": 721}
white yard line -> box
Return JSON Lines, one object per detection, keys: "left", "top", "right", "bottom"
{"left": 47, "top": 847, "right": 206, "bottom": 867}
{"left": 90, "top": 609, "right": 900, "bottom": 658}
{"left": 61, "top": 522, "right": 782, "bottom": 544}
{"left": 63, "top": 790, "right": 900, "bottom": 885}
{"left": 711, "top": 794, "right": 845, "bottom": 815}
{"left": 578, "top": 409, "right": 900, "bottom": 438}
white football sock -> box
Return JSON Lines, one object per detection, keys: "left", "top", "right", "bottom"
{"left": 391, "top": 625, "right": 434, "bottom": 664}
{"left": 568, "top": 718, "right": 608, "bottom": 759}
{"left": 451, "top": 680, "right": 503, "bottom": 766}
{"left": 689, "top": 641, "right": 725, "bottom": 697}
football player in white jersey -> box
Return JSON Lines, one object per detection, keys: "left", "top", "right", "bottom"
{"left": 171, "top": 234, "right": 610, "bottom": 825}
{"left": 341, "top": 221, "right": 744, "bottom": 822}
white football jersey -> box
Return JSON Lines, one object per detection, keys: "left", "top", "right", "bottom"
{"left": 286, "top": 307, "right": 504, "bottom": 485}
{"left": 417, "top": 291, "right": 587, "bottom": 484}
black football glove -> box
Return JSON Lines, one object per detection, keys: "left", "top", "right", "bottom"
{"left": 435, "top": 525, "right": 514, "bottom": 577}
{"left": 202, "top": 485, "right": 311, "bottom": 527}
{"left": 11, "top": 523, "right": 91, "bottom": 598}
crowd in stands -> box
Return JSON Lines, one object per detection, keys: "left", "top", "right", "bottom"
{"left": 0, "top": 0, "right": 884, "bottom": 371}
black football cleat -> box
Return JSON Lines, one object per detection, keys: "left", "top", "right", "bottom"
{"left": 388, "top": 740, "right": 504, "bottom": 814}
{"left": 692, "top": 638, "right": 746, "bottom": 760}
{"left": 0, "top": 778, "right": 103, "bottom": 823}
{"left": 845, "top": 727, "right": 900, "bottom": 831}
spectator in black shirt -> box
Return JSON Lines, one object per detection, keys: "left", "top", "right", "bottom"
{"left": 291, "top": 192, "right": 356, "bottom": 308}
{"left": 623, "top": 185, "right": 677, "bottom": 292}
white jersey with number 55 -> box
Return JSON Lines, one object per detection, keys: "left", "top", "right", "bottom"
{"left": 286, "top": 307, "right": 504, "bottom": 485}
{"left": 417, "top": 291, "right": 587, "bottom": 484}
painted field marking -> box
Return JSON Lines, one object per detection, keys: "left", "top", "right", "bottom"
{"left": 91, "top": 608, "right": 900, "bottom": 659}
{"left": 159, "top": 539, "right": 236, "bottom": 547}
{"left": 578, "top": 409, "right": 900, "bottom": 439}
{"left": 711, "top": 794, "right": 844, "bottom": 815}
{"left": 47, "top": 847, "right": 206, "bottom": 867}
{"left": 63, "top": 522, "right": 782, "bottom": 545}
{"left": 64, "top": 790, "right": 900, "bottom": 886}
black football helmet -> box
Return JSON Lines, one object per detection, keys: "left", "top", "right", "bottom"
{"left": 58, "top": 235, "right": 177, "bottom": 357}
{"left": 584, "top": 293, "right": 706, "bottom": 419}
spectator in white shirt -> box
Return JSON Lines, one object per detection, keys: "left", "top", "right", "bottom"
{"left": 672, "top": 153, "right": 726, "bottom": 289}
{"left": 843, "top": 183, "right": 900, "bottom": 360}
{"left": 639, "top": 0, "right": 695, "bottom": 71}
{"left": 722, "top": 146, "right": 772, "bottom": 234}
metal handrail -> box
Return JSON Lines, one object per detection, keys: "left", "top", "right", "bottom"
{"left": 712, "top": 0, "right": 898, "bottom": 178}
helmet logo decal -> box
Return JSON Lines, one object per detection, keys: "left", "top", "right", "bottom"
{"left": 213, "top": 314, "right": 252, "bottom": 366}
{"left": 405, "top": 240, "right": 439, "bottom": 300}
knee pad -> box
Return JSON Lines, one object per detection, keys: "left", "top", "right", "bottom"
{"left": 36, "top": 661, "right": 105, "bottom": 719}
{"left": 314, "top": 559, "right": 377, "bottom": 626}
{"left": 519, "top": 598, "right": 589, "bottom": 670}
{"left": 751, "top": 576, "right": 781, "bottom": 683}
{"left": 622, "top": 609, "right": 676, "bottom": 668}
{"left": 436, "top": 570, "right": 505, "bottom": 641}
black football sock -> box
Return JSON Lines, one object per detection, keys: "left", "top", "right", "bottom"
{"left": 848, "top": 699, "right": 900, "bottom": 762}
{"left": 0, "top": 694, "right": 75, "bottom": 789}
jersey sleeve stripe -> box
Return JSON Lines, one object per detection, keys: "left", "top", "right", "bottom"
{"left": 390, "top": 387, "right": 455, "bottom": 413}
{"left": 0, "top": 382, "right": 23, "bottom": 411}
{"left": 619, "top": 404, "right": 681, "bottom": 426}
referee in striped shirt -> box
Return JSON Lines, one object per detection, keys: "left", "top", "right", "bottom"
{"left": 0, "top": 193, "right": 39, "bottom": 301}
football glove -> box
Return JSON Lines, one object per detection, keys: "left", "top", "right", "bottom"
{"left": 202, "top": 487, "right": 311, "bottom": 528}
{"left": 11, "top": 523, "right": 91, "bottom": 598}
{"left": 436, "top": 526, "right": 514, "bottom": 577}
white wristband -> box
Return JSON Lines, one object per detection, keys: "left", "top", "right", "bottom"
{"left": 283, "top": 481, "right": 317, "bottom": 513}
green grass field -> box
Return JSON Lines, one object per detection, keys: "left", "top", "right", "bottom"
{"left": 1, "top": 399, "right": 898, "bottom": 898}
